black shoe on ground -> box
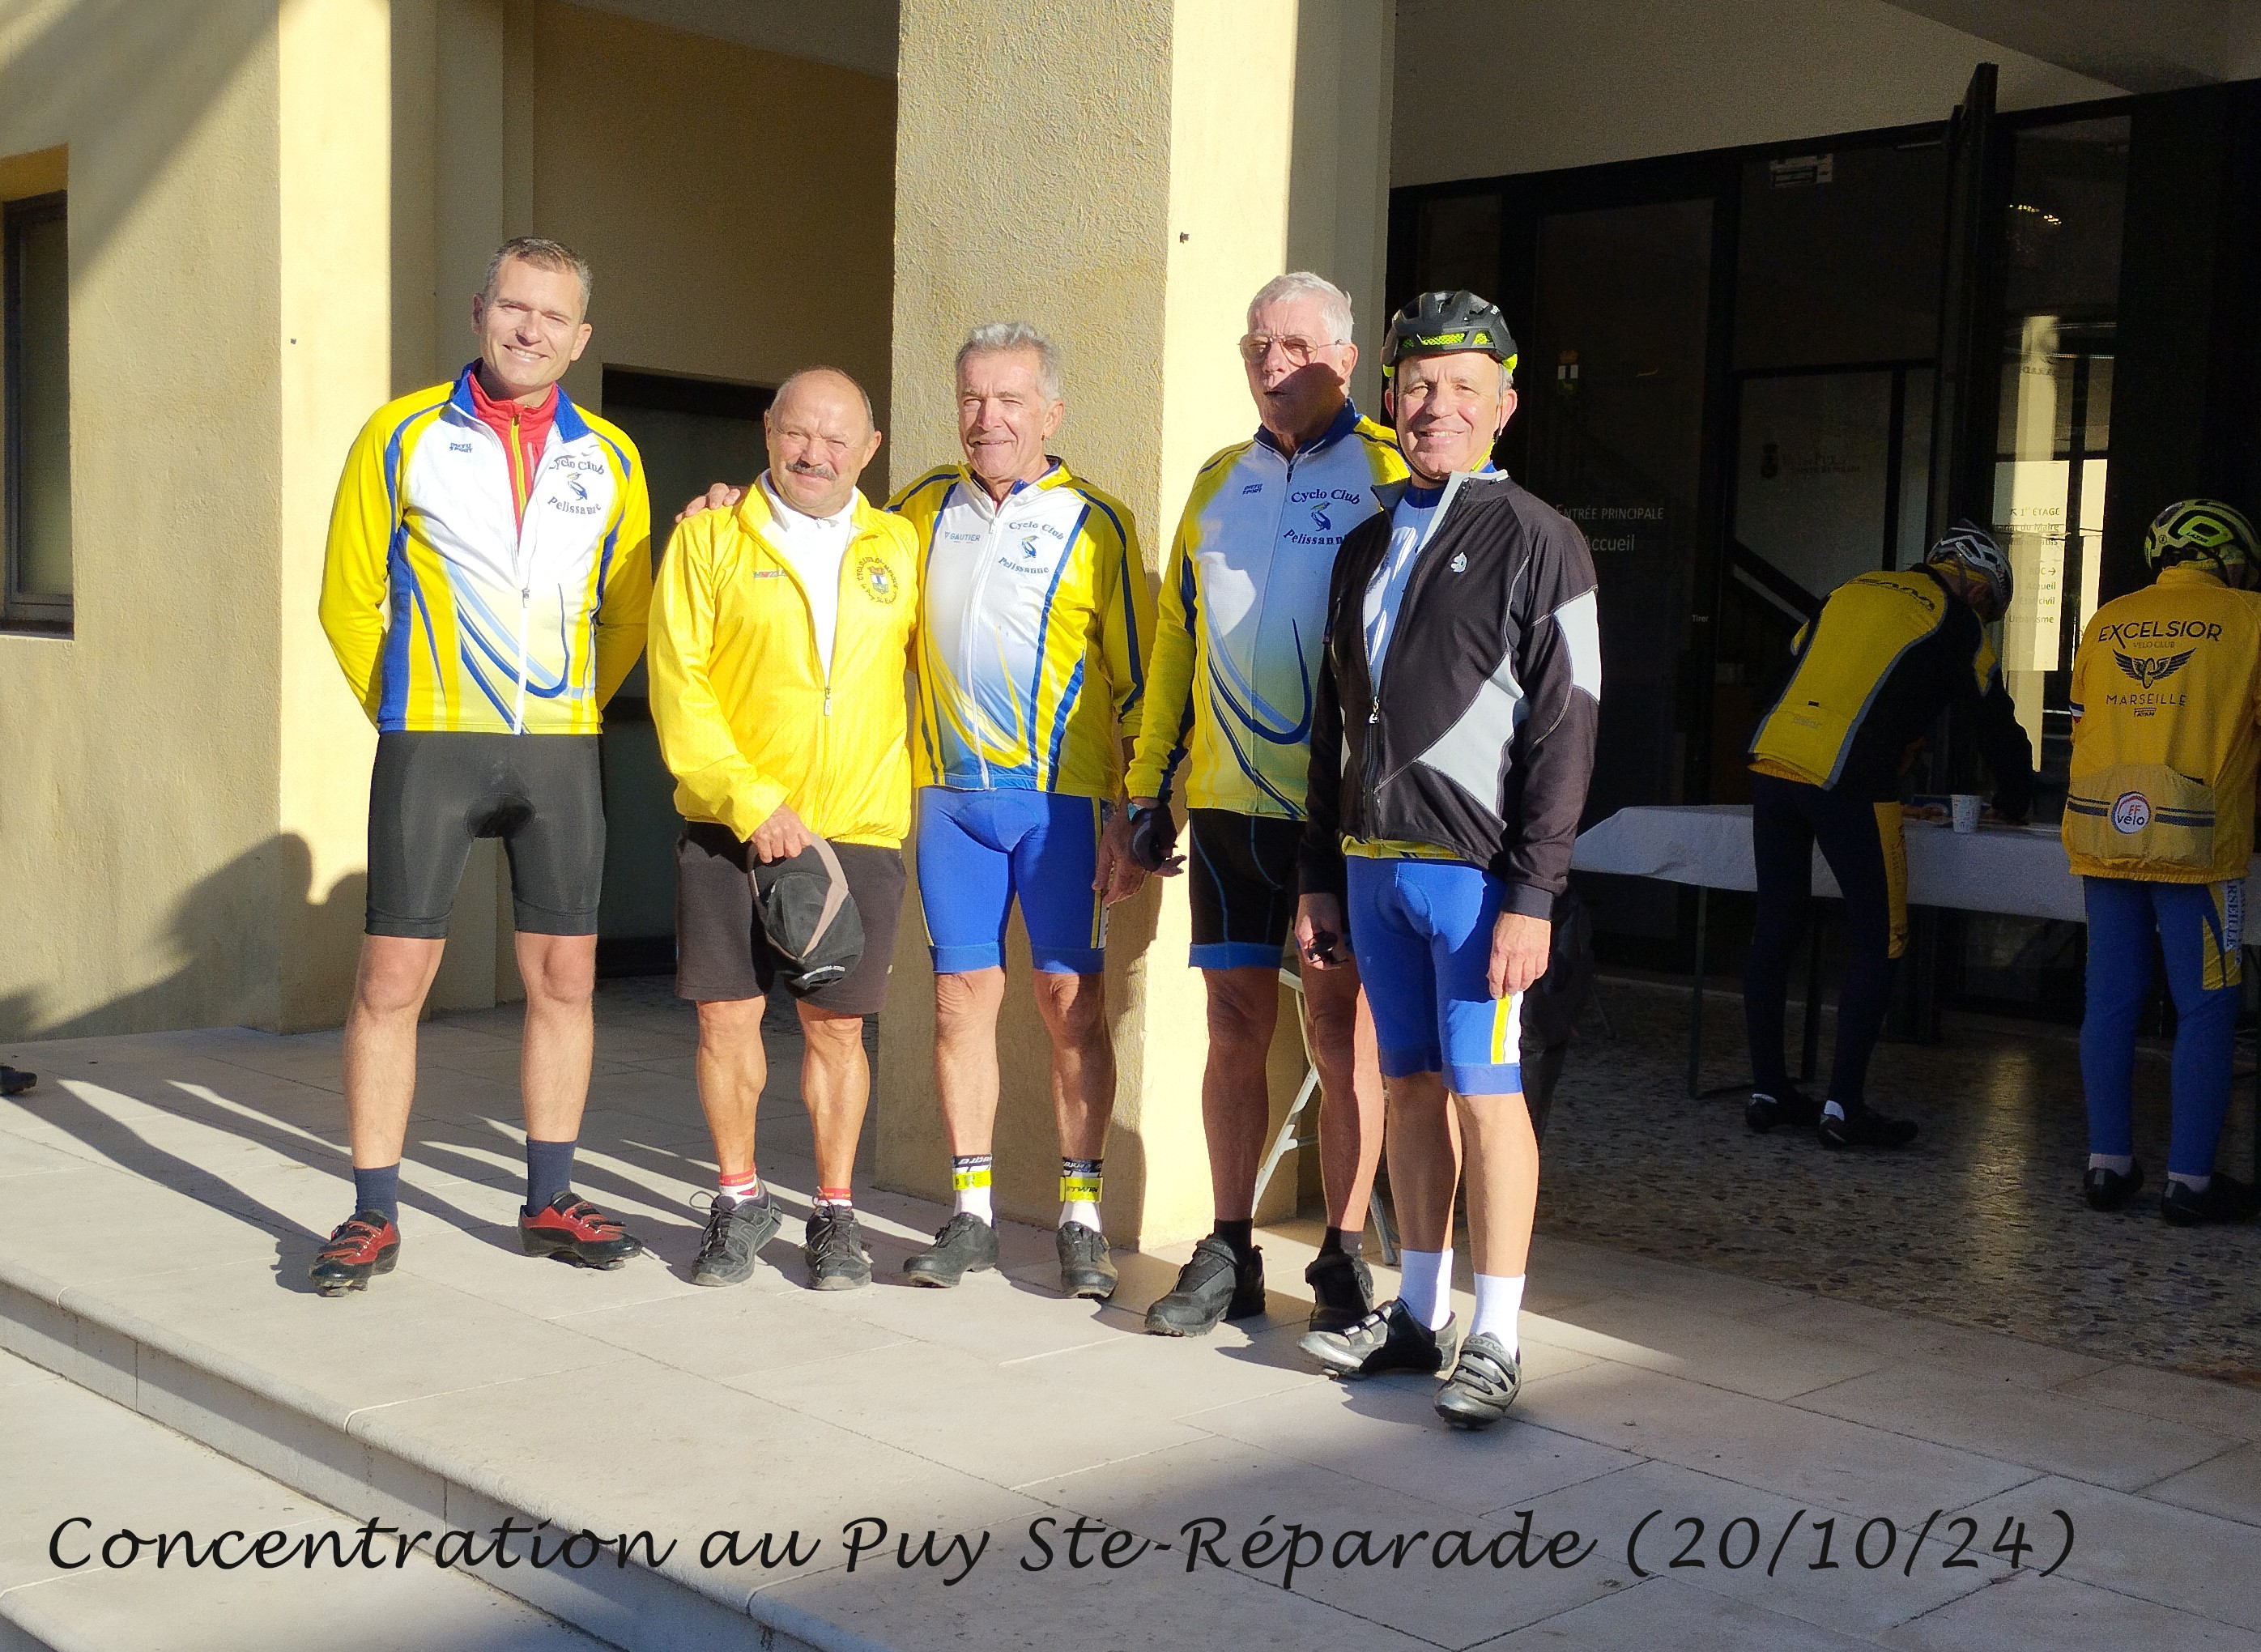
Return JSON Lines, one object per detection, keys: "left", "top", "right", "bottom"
{"left": 2161, "top": 1172, "right": 2261, "bottom": 1228}
{"left": 1143, "top": 1236, "right": 1264, "bottom": 1336}
{"left": 2082, "top": 1160, "right": 2145, "bottom": 1213}
{"left": 1305, "top": 1250, "right": 1374, "bottom": 1334}
{"left": 1818, "top": 1104, "right": 1918, "bottom": 1149}
{"left": 310, "top": 1211, "right": 400, "bottom": 1296}
{"left": 1298, "top": 1298, "right": 1459, "bottom": 1378}
{"left": 903, "top": 1212, "right": 999, "bottom": 1287}
{"left": 518, "top": 1193, "right": 642, "bottom": 1268}
{"left": 0, "top": 1065, "right": 34, "bottom": 1096}
{"left": 804, "top": 1205, "right": 872, "bottom": 1290}
{"left": 691, "top": 1193, "right": 782, "bottom": 1287}
{"left": 1746, "top": 1086, "right": 1819, "bottom": 1134}
{"left": 1057, "top": 1222, "right": 1118, "bottom": 1301}
{"left": 1434, "top": 1332, "right": 1522, "bottom": 1429}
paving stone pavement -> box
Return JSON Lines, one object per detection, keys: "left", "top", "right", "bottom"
{"left": 0, "top": 981, "right": 2255, "bottom": 1651}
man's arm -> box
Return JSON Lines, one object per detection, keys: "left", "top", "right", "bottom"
{"left": 1296, "top": 549, "right": 1356, "bottom": 907}
{"left": 1098, "top": 502, "right": 1157, "bottom": 751}
{"left": 1125, "top": 510, "right": 1200, "bottom": 807}
{"left": 1493, "top": 522, "right": 1603, "bottom": 918}
{"left": 647, "top": 519, "right": 790, "bottom": 841}
{"left": 1960, "top": 632, "right": 2035, "bottom": 820}
{"left": 594, "top": 449, "right": 654, "bottom": 708}
{"left": 316, "top": 414, "right": 395, "bottom": 722}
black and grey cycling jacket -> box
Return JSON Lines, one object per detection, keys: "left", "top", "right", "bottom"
{"left": 1299, "top": 470, "right": 1602, "bottom": 919}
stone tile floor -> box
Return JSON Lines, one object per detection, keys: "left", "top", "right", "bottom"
{"left": 0, "top": 979, "right": 2255, "bottom": 1650}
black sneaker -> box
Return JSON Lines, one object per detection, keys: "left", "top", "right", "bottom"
{"left": 2082, "top": 1160, "right": 2145, "bottom": 1213}
{"left": 903, "top": 1212, "right": 999, "bottom": 1287}
{"left": 2161, "top": 1172, "right": 2261, "bottom": 1228}
{"left": 1143, "top": 1236, "right": 1264, "bottom": 1336}
{"left": 1434, "top": 1331, "right": 1522, "bottom": 1429}
{"left": 1818, "top": 1104, "right": 1918, "bottom": 1149}
{"left": 1746, "top": 1086, "right": 1820, "bottom": 1133}
{"left": 1056, "top": 1222, "right": 1118, "bottom": 1301}
{"left": 1305, "top": 1250, "right": 1374, "bottom": 1334}
{"left": 691, "top": 1193, "right": 782, "bottom": 1287}
{"left": 0, "top": 1065, "right": 34, "bottom": 1096}
{"left": 1298, "top": 1298, "right": 1459, "bottom": 1378}
{"left": 804, "top": 1206, "right": 872, "bottom": 1290}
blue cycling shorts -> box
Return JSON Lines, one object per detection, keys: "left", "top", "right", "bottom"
{"left": 915, "top": 787, "right": 1108, "bottom": 974}
{"left": 1345, "top": 856, "right": 1522, "bottom": 1096}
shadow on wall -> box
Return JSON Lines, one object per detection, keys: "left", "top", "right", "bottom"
{"left": 0, "top": 834, "right": 364, "bottom": 1043}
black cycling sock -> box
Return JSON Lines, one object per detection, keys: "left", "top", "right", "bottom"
{"left": 1214, "top": 1218, "right": 1256, "bottom": 1258}
{"left": 1321, "top": 1226, "right": 1361, "bottom": 1258}
{"left": 352, "top": 1163, "right": 400, "bottom": 1223}
{"left": 526, "top": 1138, "right": 577, "bottom": 1214}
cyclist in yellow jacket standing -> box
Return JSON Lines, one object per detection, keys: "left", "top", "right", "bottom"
{"left": 2067, "top": 500, "right": 2261, "bottom": 1226}
{"left": 649, "top": 367, "right": 921, "bottom": 1290}
{"left": 312, "top": 236, "right": 651, "bottom": 1296}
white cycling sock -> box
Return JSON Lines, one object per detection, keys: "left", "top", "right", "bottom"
{"left": 1471, "top": 1273, "right": 1524, "bottom": 1355}
{"left": 2088, "top": 1153, "right": 2134, "bottom": 1176}
{"left": 1397, "top": 1247, "right": 1454, "bottom": 1331}
{"left": 952, "top": 1155, "right": 994, "bottom": 1224}
{"left": 1822, "top": 1100, "right": 1846, "bottom": 1122}
{"left": 2168, "top": 1170, "right": 2212, "bottom": 1193}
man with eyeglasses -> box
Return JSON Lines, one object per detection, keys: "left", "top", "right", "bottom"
{"left": 1126, "top": 272, "right": 1406, "bottom": 1339}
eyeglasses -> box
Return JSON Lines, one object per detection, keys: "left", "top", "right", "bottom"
{"left": 1238, "top": 333, "right": 1339, "bottom": 367}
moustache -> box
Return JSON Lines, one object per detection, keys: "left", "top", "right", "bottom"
{"left": 786, "top": 458, "right": 838, "bottom": 480}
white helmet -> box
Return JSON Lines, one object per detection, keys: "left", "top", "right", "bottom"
{"left": 1926, "top": 522, "right": 2012, "bottom": 616}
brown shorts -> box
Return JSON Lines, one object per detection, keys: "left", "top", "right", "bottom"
{"left": 674, "top": 823, "right": 905, "bottom": 1015}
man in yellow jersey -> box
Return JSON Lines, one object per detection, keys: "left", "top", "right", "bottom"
{"left": 1742, "top": 526, "right": 2033, "bottom": 1148}
{"left": 313, "top": 237, "right": 651, "bottom": 1296}
{"left": 1128, "top": 272, "right": 1406, "bottom": 1339}
{"left": 2067, "top": 500, "right": 2261, "bottom": 1226}
{"left": 649, "top": 367, "right": 920, "bottom": 1290}
{"left": 1296, "top": 291, "right": 1599, "bottom": 1430}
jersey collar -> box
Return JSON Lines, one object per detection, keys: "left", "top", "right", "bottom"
{"left": 952, "top": 457, "right": 1071, "bottom": 517}
{"left": 1253, "top": 400, "right": 1362, "bottom": 460}
{"left": 446, "top": 360, "right": 590, "bottom": 442}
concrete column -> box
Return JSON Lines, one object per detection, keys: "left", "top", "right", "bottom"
{"left": 876, "top": 0, "right": 1394, "bottom": 1246}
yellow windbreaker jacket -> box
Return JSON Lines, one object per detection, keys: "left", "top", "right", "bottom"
{"left": 649, "top": 486, "right": 921, "bottom": 848}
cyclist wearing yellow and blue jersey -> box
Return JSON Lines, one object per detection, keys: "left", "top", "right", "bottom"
{"left": 888, "top": 323, "right": 1156, "bottom": 1304}
{"left": 1127, "top": 273, "right": 1405, "bottom": 1344}
{"left": 310, "top": 238, "right": 652, "bottom": 1299}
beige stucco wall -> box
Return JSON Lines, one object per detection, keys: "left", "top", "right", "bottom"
{"left": 1391, "top": 0, "right": 2123, "bottom": 187}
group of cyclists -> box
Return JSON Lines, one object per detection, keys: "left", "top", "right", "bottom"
{"left": 309, "top": 236, "right": 1599, "bottom": 1433}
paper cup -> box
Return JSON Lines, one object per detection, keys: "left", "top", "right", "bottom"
{"left": 1950, "top": 794, "right": 1982, "bottom": 833}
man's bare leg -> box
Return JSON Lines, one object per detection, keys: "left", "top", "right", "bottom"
{"left": 798, "top": 1004, "right": 870, "bottom": 1194}
{"left": 1031, "top": 969, "right": 1120, "bottom": 1297}
{"left": 1199, "top": 966, "right": 1278, "bottom": 1223}
{"left": 1454, "top": 1091, "right": 1539, "bottom": 1280}
{"left": 343, "top": 936, "right": 446, "bottom": 1170}
{"left": 695, "top": 996, "right": 769, "bottom": 1183}
{"left": 1305, "top": 963, "right": 1385, "bottom": 1234}
{"left": 517, "top": 932, "right": 598, "bottom": 1146}
{"left": 1382, "top": 1071, "right": 1464, "bottom": 1331}
{"left": 905, "top": 969, "right": 1011, "bottom": 1286}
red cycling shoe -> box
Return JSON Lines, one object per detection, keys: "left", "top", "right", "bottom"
{"left": 310, "top": 1211, "right": 400, "bottom": 1296}
{"left": 518, "top": 1193, "right": 641, "bottom": 1269}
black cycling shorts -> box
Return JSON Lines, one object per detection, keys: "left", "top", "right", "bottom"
{"left": 1186, "top": 808, "right": 1304, "bottom": 971}
{"left": 675, "top": 823, "right": 906, "bottom": 1015}
{"left": 366, "top": 732, "right": 604, "bottom": 939}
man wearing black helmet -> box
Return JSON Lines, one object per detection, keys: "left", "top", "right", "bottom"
{"left": 1296, "top": 291, "right": 1600, "bottom": 1430}
{"left": 1743, "top": 526, "right": 2034, "bottom": 1148}
{"left": 2066, "top": 499, "right": 2261, "bottom": 1226}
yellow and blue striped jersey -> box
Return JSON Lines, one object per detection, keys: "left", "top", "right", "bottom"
{"left": 888, "top": 460, "right": 1152, "bottom": 798}
{"left": 1126, "top": 405, "right": 1405, "bottom": 818}
{"left": 319, "top": 367, "right": 652, "bottom": 734}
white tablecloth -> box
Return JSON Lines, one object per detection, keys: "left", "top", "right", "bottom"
{"left": 1570, "top": 803, "right": 2261, "bottom": 923}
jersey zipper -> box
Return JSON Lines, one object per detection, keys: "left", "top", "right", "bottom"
{"left": 963, "top": 488, "right": 1010, "bottom": 790}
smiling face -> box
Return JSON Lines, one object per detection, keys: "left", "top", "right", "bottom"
{"left": 470, "top": 255, "right": 591, "bottom": 402}
{"left": 764, "top": 370, "right": 883, "bottom": 520}
{"left": 1385, "top": 351, "right": 1517, "bottom": 484}
{"left": 956, "top": 347, "right": 1062, "bottom": 495}
{"left": 1241, "top": 291, "right": 1356, "bottom": 451}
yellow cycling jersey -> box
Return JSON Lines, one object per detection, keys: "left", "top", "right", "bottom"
{"left": 888, "top": 460, "right": 1152, "bottom": 798}
{"left": 1127, "top": 406, "right": 1406, "bottom": 819}
{"left": 648, "top": 485, "right": 921, "bottom": 848}
{"left": 2064, "top": 565, "right": 2261, "bottom": 883}
{"left": 319, "top": 368, "right": 652, "bottom": 734}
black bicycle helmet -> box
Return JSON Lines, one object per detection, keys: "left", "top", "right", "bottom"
{"left": 1382, "top": 290, "right": 1518, "bottom": 381}
{"left": 2144, "top": 498, "right": 2259, "bottom": 578}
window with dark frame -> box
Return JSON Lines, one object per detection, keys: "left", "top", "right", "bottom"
{"left": 3, "top": 189, "right": 70, "bottom": 632}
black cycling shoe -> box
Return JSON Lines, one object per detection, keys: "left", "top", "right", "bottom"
{"left": 1746, "top": 1086, "right": 1820, "bottom": 1134}
{"left": 1305, "top": 1250, "right": 1374, "bottom": 1334}
{"left": 903, "top": 1212, "right": 999, "bottom": 1287}
{"left": 1143, "top": 1236, "right": 1264, "bottom": 1336}
{"left": 1818, "top": 1104, "right": 1918, "bottom": 1149}
{"left": 803, "top": 1206, "right": 872, "bottom": 1290}
{"left": 1434, "top": 1332, "right": 1522, "bottom": 1429}
{"left": 2082, "top": 1160, "right": 2145, "bottom": 1213}
{"left": 309, "top": 1211, "right": 400, "bottom": 1296}
{"left": 1056, "top": 1222, "right": 1118, "bottom": 1301}
{"left": 2161, "top": 1172, "right": 2261, "bottom": 1228}
{"left": 0, "top": 1065, "right": 35, "bottom": 1096}
{"left": 1298, "top": 1298, "right": 1459, "bottom": 1378}
{"left": 691, "top": 1193, "right": 782, "bottom": 1287}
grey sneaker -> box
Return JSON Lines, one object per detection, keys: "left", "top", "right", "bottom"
{"left": 1056, "top": 1222, "right": 1118, "bottom": 1301}
{"left": 803, "top": 1206, "right": 871, "bottom": 1291}
{"left": 1304, "top": 1250, "right": 1374, "bottom": 1334}
{"left": 1434, "top": 1331, "right": 1522, "bottom": 1429}
{"left": 690, "top": 1193, "right": 782, "bottom": 1288}
{"left": 1143, "top": 1236, "right": 1264, "bottom": 1336}
{"left": 1298, "top": 1298, "right": 1458, "bottom": 1378}
{"left": 903, "top": 1212, "right": 999, "bottom": 1287}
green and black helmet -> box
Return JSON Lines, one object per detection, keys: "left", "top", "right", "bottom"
{"left": 2144, "top": 498, "right": 2259, "bottom": 577}
{"left": 1382, "top": 290, "right": 1519, "bottom": 381}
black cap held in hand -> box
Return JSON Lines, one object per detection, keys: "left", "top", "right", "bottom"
{"left": 750, "top": 838, "right": 865, "bottom": 997}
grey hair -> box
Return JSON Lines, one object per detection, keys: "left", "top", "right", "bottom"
{"left": 1246, "top": 271, "right": 1354, "bottom": 344}
{"left": 770, "top": 365, "right": 875, "bottom": 432}
{"left": 957, "top": 321, "right": 1064, "bottom": 402}
{"left": 481, "top": 236, "right": 594, "bottom": 316}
